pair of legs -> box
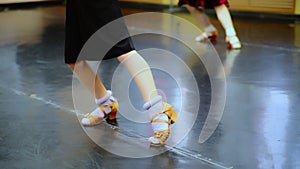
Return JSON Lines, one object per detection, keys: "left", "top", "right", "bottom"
{"left": 185, "top": 4, "right": 241, "bottom": 49}
{"left": 68, "top": 50, "right": 157, "bottom": 102}
{"left": 68, "top": 50, "right": 177, "bottom": 146}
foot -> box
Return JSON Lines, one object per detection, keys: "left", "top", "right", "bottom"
{"left": 81, "top": 96, "right": 119, "bottom": 126}
{"left": 195, "top": 30, "right": 218, "bottom": 42}
{"left": 145, "top": 99, "right": 178, "bottom": 146}
{"left": 226, "top": 36, "right": 242, "bottom": 49}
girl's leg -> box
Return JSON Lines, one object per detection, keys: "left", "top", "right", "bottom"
{"left": 215, "top": 4, "right": 241, "bottom": 49}
{"left": 118, "top": 50, "right": 177, "bottom": 146}
{"left": 69, "top": 61, "right": 118, "bottom": 125}
{"left": 117, "top": 50, "right": 158, "bottom": 102}
{"left": 185, "top": 4, "right": 218, "bottom": 42}
{"left": 185, "top": 4, "right": 212, "bottom": 28}
{"left": 69, "top": 61, "right": 106, "bottom": 99}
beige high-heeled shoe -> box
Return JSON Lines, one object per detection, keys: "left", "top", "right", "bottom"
{"left": 195, "top": 30, "right": 218, "bottom": 42}
{"left": 149, "top": 102, "right": 178, "bottom": 146}
{"left": 82, "top": 99, "right": 119, "bottom": 126}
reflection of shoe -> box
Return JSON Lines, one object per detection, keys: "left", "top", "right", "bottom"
{"left": 195, "top": 30, "right": 218, "bottom": 42}
{"left": 222, "top": 49, "right": 241, "bottom": 76}
{"left": 226, "top": 36, "right": 242, "bottom": 49}
{"left": 81, "top": 99, "right": 119, "bottom": 126}
{"left": 148, "top": 102, "right": 178, "bottom": 147}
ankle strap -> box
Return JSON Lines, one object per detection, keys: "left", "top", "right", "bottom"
{"left": 143, "top": 95, "right": 162, "bottom": 110}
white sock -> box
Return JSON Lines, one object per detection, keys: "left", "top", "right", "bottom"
{"left": 204, "top": 24, "right": 217, "bottom": 33}
{"left": 95, "top": 90, "right": 115, "bottom": 115}
{"left": 149, "top": 114, "right": 169, "bottom": 144}
{"left": 151, "top": 114, "right": 168, "bottom": 133}
{"left": 90, "top": 107, "right": 105, "bottom": 118}
{"left": 81, "top": 107, "right": 105, "bottom": 125}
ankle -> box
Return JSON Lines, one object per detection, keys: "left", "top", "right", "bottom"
{"left": 204, "top": 24, "right": 217, "bottom": 33}
{"left": 95, "top": 90, "right": 116, "bottom": 114}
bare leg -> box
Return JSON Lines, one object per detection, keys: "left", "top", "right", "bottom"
{"left": 117, "top": 50, "right": 158, "bottom": 102}
{"left": 215, "top": 4, "right": 241, "bottom": 48}
{"left": 69, "top": 61, "right": 118, "bottom": 125}
{"left": 185, "top": 4, "right": 211, "bottom": 27}
{"left": 118, "top": 50, "right": 177, "bottom": 146}
{"left": 70, "top": 51, "right": 176, "bottom": 145}
{"left": 215, "top": 4, "right": 236, "bottom": 36}
{"left": 185, "top": 4, "right": 218, "bottom": 41}
{"left": 69, "top": 60, "right": 107, "bottom": 99}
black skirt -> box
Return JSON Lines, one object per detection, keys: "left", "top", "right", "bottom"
{"left": 64, "top": 0, "right": 135, "bottom": 64}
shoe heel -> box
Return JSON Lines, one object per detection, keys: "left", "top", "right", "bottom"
{"left": 162, "top": 102, "right": 178, "bottom": 124}
{"left": 108, "top": 99, "right": 118, "bottom": 120}
{"left": 106, "top": 100, "right": 119, "bottom": 126}
{"left": 209, "top": 31, "right": 218, "bottom": 42}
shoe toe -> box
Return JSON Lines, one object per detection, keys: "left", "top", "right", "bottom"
{"left": 81, "top": 118, "right": 91, "bottom": 125}
{"left": 149, "top": 137, "right": 160, "bottom": 145}
{"left": 195, "top": 36, "right": 201, "bottom": 42}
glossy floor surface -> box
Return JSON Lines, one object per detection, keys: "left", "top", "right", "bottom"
{"left": 0, "top": 4, "right": 300, "bottom": 169}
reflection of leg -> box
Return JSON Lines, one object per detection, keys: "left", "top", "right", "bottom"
{"left": 69, "top": 61, "right": 118, "bottom": 126}
{"left": 185, "top": 4, "right": 218, "bottom": 42}
{"left": 118, "top": 50, "right": 178, "bottom": 146}
{"left": 223, "top": 49, "right": 240, "bottom": 75}
{"left": 215, "top": 4, "right": 241, "bottom": 49}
